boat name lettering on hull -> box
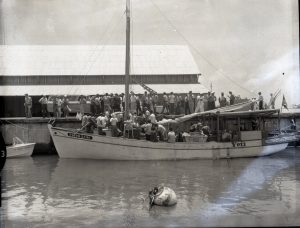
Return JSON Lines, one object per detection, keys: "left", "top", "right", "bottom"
{"left": 235, "top": 141, "right": 246, "bottom": 147}
{"left": 67, "top": 133, "right": 93, "bottom": 140}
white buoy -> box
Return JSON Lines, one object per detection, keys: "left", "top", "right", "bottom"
{"left": 149, "top": 185, "right": 177, "bottom": 208}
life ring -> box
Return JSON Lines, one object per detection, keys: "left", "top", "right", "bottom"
{"left": 149, "top": 186, "right": 177, "bottom": 208}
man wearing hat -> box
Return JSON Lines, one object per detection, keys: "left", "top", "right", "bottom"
{"left": 24, "top": 93, "right": 32, "bottom": 118}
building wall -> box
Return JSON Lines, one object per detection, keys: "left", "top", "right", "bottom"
{"left": 0, "top": 74, "right": 198, "bottom": 85}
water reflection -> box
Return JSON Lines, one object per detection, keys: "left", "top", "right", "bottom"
{"left": 1, "top": 148, "right": 300, "bottom": 227}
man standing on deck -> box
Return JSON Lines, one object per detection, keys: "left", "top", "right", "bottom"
{"left": 56, "top": 96, "right": 62, "bottom": 117}
{"left": 184, "top": 95, "right": 190, "bottom": 114}
{"left": 24, "top": 93, "right": 32, "bottom": 118}
{"left": 152, "top": 94, "right": 158, "bottom": 114}
{"left": 219, "top": 92, "right": 227, "bottom": 107}
{"left": 103, "top": 93, "right": 111, "bottom": 113}
{"left": 39, "top": 95, "right": 48, "bottom": 118}
{"left": 110, "top": 114, "right": 119, "bottom": 137}
{"left": 228, "top": 91, "right": 235, "bottom": 105}
{"left": 130, "top": 92, "right": 137, "bottom": 114}
{"left": 90, "top": 95, "right": 97, "bottom": 116}
{"left": 161, "top": 92, "right": 169, "bottom": 114}
{"left": 258, "top": 92, "right": 264, "bottom": 110}
{"left": 61, "top": 95, "right": 71, "bottom": 117}
{"left": 113, "top": 93, "right": 121, "bottom": 112}
{"left": 209, "top": 92, "right": 216, "bottom": 110}
{"left": 95, "top": 94, "right": 101, "bottom": 115}
{"left": 207, "top": 91, "right": 212, "bottom": 110}
{"left": 169, "top": 92, "right": 176, "bottom": 115}
{"left": 188, "top": 91, "right": 195, "bottom": 113}
{"left": 268, "top": 93, "right": 275, "bottom": 109}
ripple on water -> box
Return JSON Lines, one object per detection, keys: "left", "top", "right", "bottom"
{"left": 1, "top": 148, "right": 300, "bottom": 227}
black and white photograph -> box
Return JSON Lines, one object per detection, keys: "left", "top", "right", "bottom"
{"left": 0, "top": 0, "right": 299, "bottom": 227}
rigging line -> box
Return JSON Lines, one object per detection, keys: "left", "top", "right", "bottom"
{"left": 70, "top": 11, "right": 126, "bottom": 95}
{"left": 72, "top": 11, "right": 126, "bottom": 95}
{"left": 149, "top": 0, "right": 254, "bottom": 96}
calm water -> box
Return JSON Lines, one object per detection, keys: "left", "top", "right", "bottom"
{"left": 1, "top": 147, "right": 300, "bottom": 227}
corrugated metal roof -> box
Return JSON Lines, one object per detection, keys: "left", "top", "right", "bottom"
{"left": 0, "top": 84, "right": 208, "bottom": 96}
{"left": 0, "top": 45, "right": 200, "bottom": 76}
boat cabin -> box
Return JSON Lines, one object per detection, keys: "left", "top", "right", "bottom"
{"left": 175, "top": 109, "right": 281, "bottom": 143}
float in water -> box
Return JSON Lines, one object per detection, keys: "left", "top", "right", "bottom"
{"left": 149, "top": 185, "right": 177, "bottom": 209}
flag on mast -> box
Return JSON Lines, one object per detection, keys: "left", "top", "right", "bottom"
{"left": 282, "top": 94, "right": 288, "bottom": 110}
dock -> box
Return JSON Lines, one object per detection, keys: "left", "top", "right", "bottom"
{"left": 0, "top": 117, "right": 81, "bottom": 155}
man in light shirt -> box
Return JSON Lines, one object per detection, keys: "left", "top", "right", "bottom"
{"left": 167, "top": 128, "right": 176, "bottom": 143}
{"left": 96, "top": 115, "right": 107, "bottom": 135}
{"left": 157, "top": 124, "right": 167, "bottom": 141}
{"left": 169, "top": 92, "right": 176, "bottom": 115}
{"left": 149, "top": 112, "right": 157, "bottom": 124}
{"left": 110, "top": 114, "right": 119, "bottom": 136}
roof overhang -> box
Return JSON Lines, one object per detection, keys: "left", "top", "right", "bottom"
{"left": 0, "top": 84, "right": 208, "bottom": 96}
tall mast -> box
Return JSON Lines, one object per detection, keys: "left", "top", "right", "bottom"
{"left": 124, "top": 0, "right": 131, "bottom": 121}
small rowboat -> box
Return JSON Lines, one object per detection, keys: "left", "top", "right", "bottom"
{"left": 6, "top": 137, "right": 35, "bottom": 158}
{"left": 149, "top": 185, "right": 177, "bottom": 208}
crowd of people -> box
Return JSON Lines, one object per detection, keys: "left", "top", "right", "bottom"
{"left": 23, "top": 90, "right": 275, "bottom": 119}
{"left": 25, "top": 90, "right": 240, "bottom": 118}
{"left": 22, "top": 90, "right": 279, "bottom": 144}
{"left": 79, "top": 108, "right": 213, "bottom": 144}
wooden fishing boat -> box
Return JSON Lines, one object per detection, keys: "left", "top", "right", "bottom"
{"left": 48, "top": 109, "right": 297, "bottom": 160}
{"left": 47, "top": 0, "right": 297, "bottom": 160}
{"left": 6, "top": 137, "right": 35, "bottom": 158}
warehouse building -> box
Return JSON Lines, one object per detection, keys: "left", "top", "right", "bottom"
{"left": 0, "top": 45, "right": 208, "bottom": 117}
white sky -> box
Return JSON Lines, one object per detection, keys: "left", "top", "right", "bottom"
{"left": 0, "top": 0, "right": 299, "bottom": 106}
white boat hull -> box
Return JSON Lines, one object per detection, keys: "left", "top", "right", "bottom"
{"left": 49, "top": 125, "right": 288, "bottom": 160}
{"left": 6, "top": 143, "right": 35, "bottom": 158}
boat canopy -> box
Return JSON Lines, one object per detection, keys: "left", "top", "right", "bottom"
{"left": 174, "top": 100, "right": 254, "bottom": 123}
{"left": 175, "top": 104, "right": 280, "bottom": 123}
